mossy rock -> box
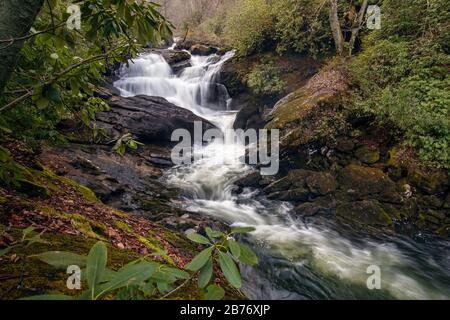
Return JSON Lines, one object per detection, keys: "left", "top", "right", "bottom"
{"left": 305, "top": 172, "right": 338, "bottom": 196}
{"left": 355, "top": 146, "right": 380, "bottom": 164}
{"left": 0, "top": 229, "right": 142, "bottom": 300}
{"left": 114, "top": 221, "right": 133, "bottom": 233}
{"left": 408, "top": 169, "right": 449, "bottom": 195}
{"left": 15, "top": 179, "right": 50, "bottom": 198}
{"left": 336, "top": 200, "right": 393, "bottom": 228}
{"left": 0, "top": 228, "right": 207, "bottom": 300}
{"left": 436, "top": 225, "right": 450, "bottom": 237}
{"left": 33, "top": 167, "right": 99, "bottom": 203}
{"left": 338, "top": 164, "right": 401, "bottom": 203}
{"left": 38, "top": 206, "right": 108, "bottom": 240}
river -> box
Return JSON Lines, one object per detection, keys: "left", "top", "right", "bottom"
{"left": 113, "top": 50, "right": 450, "bottom": 300}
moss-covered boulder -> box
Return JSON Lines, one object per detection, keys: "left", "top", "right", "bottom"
{"left": 306, "top": 172, "right": 338, "bottom": 196}
{"left": 265, "top": 65, "right": 348, "bottom": 148}
{"left": 338, "top": 164, "right": 401, "bottom": 204}
{"left": 355, "top": 146, "right": 380, "bottom": 164}
{"left": 408, "top": 168, "right": 449, "bottom": 195}
{"left": 336, "top": 200, "right": 393, "bottom": 228}
{"left": 15, "top": 179, "right": 50, "bottom": 198}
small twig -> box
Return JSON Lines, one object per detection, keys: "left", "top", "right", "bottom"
{"left": 159, "top": 276, "right": 192, "bottom": 300}
{"left": 46, "top": 0, "right": 56, "bottom": 34}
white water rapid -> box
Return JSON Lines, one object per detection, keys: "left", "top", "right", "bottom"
{"left": 114, "top": 50, "right": 450, "bottom": 300}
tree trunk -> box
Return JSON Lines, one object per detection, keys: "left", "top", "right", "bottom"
{"left": 329, "top": 0, "right": 344, "bottom": 56}
{"left": 348, "top": 0, "right": 369, "bottom": 56}
{"left": 0, "top": 0, "right": 44, "bottom": 94}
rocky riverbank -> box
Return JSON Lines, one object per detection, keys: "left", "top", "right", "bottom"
{"left": 227, "top": 58, "right": 449, "bottom": 237}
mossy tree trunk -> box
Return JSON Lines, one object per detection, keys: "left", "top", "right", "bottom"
{"left": 0, "top": 0, "right": 44, "bottom": 94}
{"left": 329, "top": 0, "right": 344, "bottom": 56}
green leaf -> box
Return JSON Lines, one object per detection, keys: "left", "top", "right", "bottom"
{"left": 231, "top": 227, "right": 256, "bottom": 234}
{"left": 161, "top": 266, "right": 190, "bottom": 280}
{"left": 204, "top": 285, "right": 225, "bottom": 300}
{"left": 0, "top": 247, "right": 12, "bottom": 257}
{"left": 21, "top": 294, "right": 73, "bottom": 300}
{"left": 31, "top": 251, "right": 87, "bottom": 269}
{"left": 205, "top": 227, "right": 224, "bottom": 240}
{"left": 156, "top": 281, "right": 172, "bottom": 294}
{"left": 185, "top": 246, "right": 214, "bottom": 271}
{"left": 86, "top": 241, "right": 107, "bottom": 291}
{"left": 218, "top": 252, "right": 242, "bottom": 289}
{"left": 228, "top": 240, "right": 241, "bottom": 259}
{"left": 21, "top": 226, "right": 34, "bottom": 240}
{"left": 187, "top": 232, "right": 211, "bottom": 245}
{"left": 141, "top": 281, "right": 155, "bottom": 296}
{"left": 35, "top": 97, "right": 49, "bottom": 109}
{"left": 198, "top": 259, "right": 213, "bottom": 289}
{"left": 96, "top": 262, "right": 157, "bottom": 298}
{"left": 237, "top": 243, "right": 258, "bottom": 266}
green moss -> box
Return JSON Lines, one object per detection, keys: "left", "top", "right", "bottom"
{"left": 0, "top": 229, "right": 142, "bottom": 300}
{"left": 114, "top": 221, "right": 133, "bottom": 233}
{"left": 15, "top": 179, "right": 51, "bottom": 198}
{"left": 38, "top": 206, "right": 108, "bottom": 240}
{"left": 38, "top": 167, "right": 99, "bottom": 203}
{"left": 0, "top": 196, "right": 7, "bottom": 204}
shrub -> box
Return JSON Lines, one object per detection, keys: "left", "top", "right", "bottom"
{"left": 271, "top": 0, "right": 333, "bottom": 57}
{"left": 350, "top": 38, "right": 450, "bottom": 169}
{"left": 247, "top": 57, "right": 286, "bottom": 97}
{"left": 223, "top": 0, "right": 274, "bottom": 56}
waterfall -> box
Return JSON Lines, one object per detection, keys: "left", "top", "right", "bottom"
{"left": 114, "top": 50, "right": 450, "bottom": 300}
{"left": 114, "top": 51, "right": 235, "bottom": 124}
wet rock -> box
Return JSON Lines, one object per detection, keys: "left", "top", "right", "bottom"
{"left": 286, "top": 169, "right": 310, "bottom": 188}
{"left": 71, "top": 156, "right": 104, "bottom": 176}
{"left": 267, "top": 187, "right": 310, "bottom": 202}
{"left": 408, "top": 169, "right": 449, "bottom": 195}
{"left": 220, "top": 59, "right": 248, "bottom": 97}
{"left": 190, "top": 44, "right": 218, "bottom": 56}
{"left": 336, "top": 200, "right": 393, "bottom": 227}
{"left": 355, "top": 146, "right": 380, "bottom": 164}
{"left": 295, "top": 203, "right": 325, "bottom": 217}
{"left": 338, "top": 164, "right": 401, "bottom": 204}
{"left": 235, "top": 172, "right": 262, "bottom": 188}
{"left": 144, "top": 49, "right": 191, "bottom": 65}
{"left": 174, "top": 40, "right": 194, "bottom": 51}
{"left": 233, "top": 102, "right": 266, "bottom": 131}
{"left": 305, "top": 172, "right": 337, "bottom": 196}
{"left": 263, "top": 176, "right": 292, "bottom": 194}
{"left": 171, "top": 60, "right": 192, "bottom": 74}
{"left": 96, "top": 95, "right": 216, "bottom": 145}
{"left": 336, "top": 138, "right": 356, "bottom": 153}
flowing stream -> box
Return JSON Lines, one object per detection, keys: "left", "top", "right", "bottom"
{"left": 114, "top": 50, "right": 450, "bottom": 300}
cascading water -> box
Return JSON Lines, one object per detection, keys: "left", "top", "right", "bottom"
{"left": 115, "top": 50, "right": 450, "bottom": 300}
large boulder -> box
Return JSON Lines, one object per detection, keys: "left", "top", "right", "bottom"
{"left": 265, "top": 66, "right": 348, "bottom": 148}
{"left": 96, "top": 95, "right": 215, "bottom": 145}
{"left": 190, "top": 44, "right": 218, "bottom": 56}
{"left": 142, "top": 49, "right": 192, "bottom": 74}
{"left": 144, "top": 49, "right": 191, "bottom": 65}
{"left": 336, "top": 200, "right": 394, "bottom": 228}
{"left": 263, "top": 169, "right": 337, "bottom": 200}
{"left": 233, "top": 102, "right": 266, "bottom": 131}
{"left": 338, "top": 164, "right": 402, "bottom": 204}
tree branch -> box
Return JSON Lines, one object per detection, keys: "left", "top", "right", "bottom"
{"left": 0, "top": 45, "right": 127, "bottom": 114}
